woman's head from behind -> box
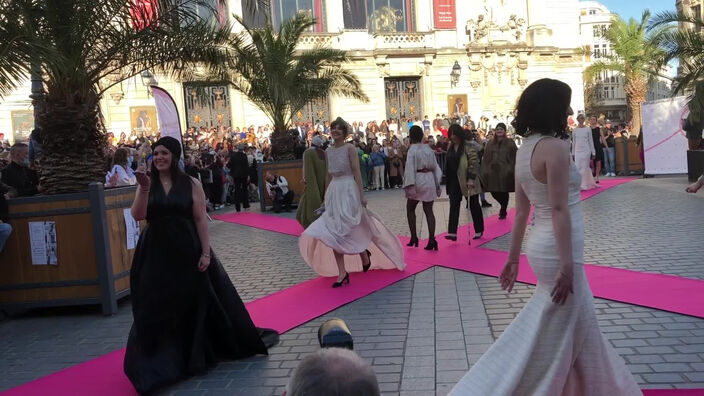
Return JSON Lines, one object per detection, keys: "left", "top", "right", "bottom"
{"left": 448, "top": 124, "right": 465, "bottom": 145}
{"left": 409, "top": 125, "right": 424, "bottom": 143}
{"left": 112, "top": 148, "right": 129, "bottom": 167}
{"left": 512, "top": 78, "right": 572, "bottom": 137}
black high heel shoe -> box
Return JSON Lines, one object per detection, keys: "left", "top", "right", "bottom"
{"left": 424, "top": 238, "right": 438, "bottom": 251}
{"left": 407, "top": 237, "right": 419, "bottom": 247}
{"left": 444, "top": 234, "right": 457, "bottom": 241}
{"left": 363, "top": 249, "right": 372, "bottom": 272}
{"left": 472, "top": 232, "right": 483, "bottom": 240}
{"left": 332, "top": 273, "right": 350, "bottom": 288}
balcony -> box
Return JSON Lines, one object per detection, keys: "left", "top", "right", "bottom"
{"left": 296, "top": 33, "right": 336, "bottom": 50}
{"left": 374, "top": 31, "right": 434, "bottom": 50}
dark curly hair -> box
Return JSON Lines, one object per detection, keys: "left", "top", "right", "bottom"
{"left": 512, "top": 78, "right": 572, "bottom": 137}
{"left": 330, "top": 117, "right": 350, "bottom": 137}
{"left": 409, "top": 125, "right": 424, "bottom": 143}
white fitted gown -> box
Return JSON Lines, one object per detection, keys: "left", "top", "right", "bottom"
{"left": 299, "top": 143, "right": 405, "bottom": 276}
{"left": 572, "top": 126, "right": 597, "bottom": 190}
{"left": 450, "top": 134, "right": 641, "bottom": 396}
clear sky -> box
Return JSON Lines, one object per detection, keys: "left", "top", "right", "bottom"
{"left": 596, "top": 0, "right": 676, "bottom": 21}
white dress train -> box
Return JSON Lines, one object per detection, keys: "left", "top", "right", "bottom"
{"left": 450, "top": 134, "right": 641, "bottom": 396}
{"left": 299, "top": 144, "right": 405, "bottom": 277}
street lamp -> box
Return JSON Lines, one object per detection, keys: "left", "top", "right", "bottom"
{"left": 140, "top": 69, "right": 158, "bottom": 96}
{"left": 451, "top": 61, "right": 461, "bottom": 88}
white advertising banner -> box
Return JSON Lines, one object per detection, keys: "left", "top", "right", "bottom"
{"left": 642, "top": 96, "right": 690, "bottom": 175}
{"left": 151, "top": 85, "right": 184, "bottom": 157}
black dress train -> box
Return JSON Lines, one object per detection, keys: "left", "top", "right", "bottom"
{"left": 124, "top": 176, "right": 278, "bottom": 394}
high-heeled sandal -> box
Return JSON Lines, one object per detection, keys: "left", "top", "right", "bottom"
{"left": 407, "top": 236, "right": 419, "bottom": 247}
{"left": 424, "top": 238, "right": 438, "bottom": 251}
{"left": 363, "top": 249, "right": 372, "bottom": 272}
{"left": 332, "top": 273, "right": 350, "bottom": 288}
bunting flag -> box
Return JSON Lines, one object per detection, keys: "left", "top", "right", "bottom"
{"left": 151, "top": 85, "right": 184, "bottom": 157}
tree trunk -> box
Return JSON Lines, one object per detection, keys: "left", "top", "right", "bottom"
{"left": 37, "top": 92, "right": 108, "bottom": 194}
{"left": 624, "top": 76, "right": 647, "bottom": 136}
{"left": 270, "top": 128, "right": 295, "bottom": 161}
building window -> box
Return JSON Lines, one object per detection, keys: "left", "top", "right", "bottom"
{"left": 692, "top": 5, "right": 701, "bottom": 19}
{"left": 241, "top": 0, "right": 325, "bottom": 32}
{"left": 183, "top": 0, "right": 227, "bottom": 26}
{"left": 589, "top": 9, "right": 596, "bottom": 15}
{"left": 367, "top": 0, "right": 414, "bottom": 33}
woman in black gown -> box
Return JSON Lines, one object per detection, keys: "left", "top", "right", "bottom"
{"left": 124, "top": 137, "right": 278, "bottom": 394}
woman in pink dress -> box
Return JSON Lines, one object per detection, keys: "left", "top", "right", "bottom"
{"left": 403, "top": 126, "right": 442, "bottom": 250}
{"left": 299, "top": 117, "right": 405, "bottom": 288}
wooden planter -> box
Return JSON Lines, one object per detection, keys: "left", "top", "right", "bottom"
{"left": 0, "top": 183, "right": 138, "bottom": 315}
{"left": 258, "top": 160, "right": 304, "bottom": 211}
{"left": 614, "top": 136, "right": 644, "bottom": 175}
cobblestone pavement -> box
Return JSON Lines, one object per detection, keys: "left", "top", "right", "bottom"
{"left": 1, "top": 176, "right": 703, "bottom": 394}
{"left": 484, "top": 176, "right": 704, "bottom": 279}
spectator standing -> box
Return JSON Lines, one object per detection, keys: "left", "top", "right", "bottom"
{"left": 603, "top": 126, "right": 616, "bottom": 176}
{"left": 422, "top": 115, "right": 431, "bottom": 134}
{"left": 105, "top": 147, "right": 136, "bottom": 187}
{"left": 0, "top": 181, "right": 12, "bottom": 252}
{"left": 387, "top": 139, "right": 404, "bottom": 188}
{"left": 479, "top": 122, "right": 518, "bottom": 220}
{"left": 1, "top": 143, "right": 38, "bottom": 197}
{"left": 369, "top": 144, "right": 386, "bottom": 191}
{"left": 228, "top": 144, "right": 250, "bottom": 212}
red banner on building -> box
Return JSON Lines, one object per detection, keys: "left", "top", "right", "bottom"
{"left": 433, "top": 0, "right": 456, "bottom": 29}
{"left": 130, "top": 0, "right": 158, "bottom": 30}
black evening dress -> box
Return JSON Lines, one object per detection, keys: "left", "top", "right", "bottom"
{"left": 124, "top": 175, "right": 278, "bottom": 394}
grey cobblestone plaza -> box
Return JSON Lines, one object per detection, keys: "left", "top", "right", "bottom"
{"left": 1, "top": 176, "right": 703, "bottom": 395}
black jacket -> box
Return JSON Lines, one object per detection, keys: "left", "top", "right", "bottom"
{"left": 0, "top": 181, "right": 9, "bottom": 222}
{"left": 228, "top": 151, "right": 249, "bottom": 179}
{"left": 1, "top": 162, "right": 38, "bottom": 197}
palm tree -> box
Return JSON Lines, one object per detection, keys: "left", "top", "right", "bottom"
{"left": 0, "top": 0, "right": 240, "bottom": 194}
{"left": 585, "top": 10, "right": 667, "bottom": 135}
{"left": 650, "top": 10, "right": 704, "bottom": 146}
{"left": 214, "top": 12, "right": 368, "bottom": 160}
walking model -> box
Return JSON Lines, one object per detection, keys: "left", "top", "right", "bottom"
{"left": 299, "top": 117, "right": 405, "bottom": 288}
{"left": 572, "top": 114, "right": 598, "bottom": 190}
{"left": 124, "top": 137, "right": 278, "bottom": 394}
{"left": 403, "top": 126, "right": 442, "bottom": 250}
{"left": 296, "top": 135, "right": 327, "bottom": 228}
{"left": 450, "top": 80, "right": 641, "bottom": 396}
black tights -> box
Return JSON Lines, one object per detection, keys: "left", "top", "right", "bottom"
{"left": 491, "top": 192, "right": 509, "bottom": 215}
{"left": 407, "top": 200, "right": 436, "bottom": 240}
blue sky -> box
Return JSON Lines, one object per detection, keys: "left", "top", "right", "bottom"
{"left": 597, "top": 0, "right": 675, "bottom": 21}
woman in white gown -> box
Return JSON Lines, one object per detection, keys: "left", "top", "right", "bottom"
{"left": 571, "top": 114, "right": 598, "bottom": 190}
{"left": 299, "top": 117, "right": 405, "bottom": 288}
{"left": 403, "top": 125, "right": 442, "bottom": 250}
{"left": 450, "top": 79, "right": 641, "bottom": 396}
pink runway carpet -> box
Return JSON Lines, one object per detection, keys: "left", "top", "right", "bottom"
{"left": 212, "top": 212, "right": 303, "bottom": 236}
{"left": 5, "top": 177, "right": 701, "bottom": 395}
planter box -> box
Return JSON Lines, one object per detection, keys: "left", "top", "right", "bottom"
{"left": 258, "top": 160, "right": 304, "bottom": 212}
{"left": 614, "top": 136, "right": 644, "bottom": 175}
{"left": 0, "top": 183, "right": 139, "bottom": 315}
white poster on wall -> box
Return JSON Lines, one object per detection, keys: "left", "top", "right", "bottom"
{"left": 29, "top": 221, "right": 58, "bottom": 265}
{"left": 123, "top": 208, "right": 140, "bottom": 250}
{"left": 642, "top": 96, "right": 690, "bottom": 175}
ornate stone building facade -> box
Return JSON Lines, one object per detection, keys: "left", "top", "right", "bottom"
{"left": 0, "top": 0, "right": 587, "bottom": 141}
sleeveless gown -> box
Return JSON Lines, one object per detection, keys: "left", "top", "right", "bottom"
{"left": 572, "top": 126, "right": 597, "bottom": 190}
{"left": 124, "top": 177, "right": 278, "bottom": 394}
{"left": 299, "top": 143, "right": 405, "bottom": 276}
{"left": 450, "top": 134, "right": 641, "bottom": 395}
